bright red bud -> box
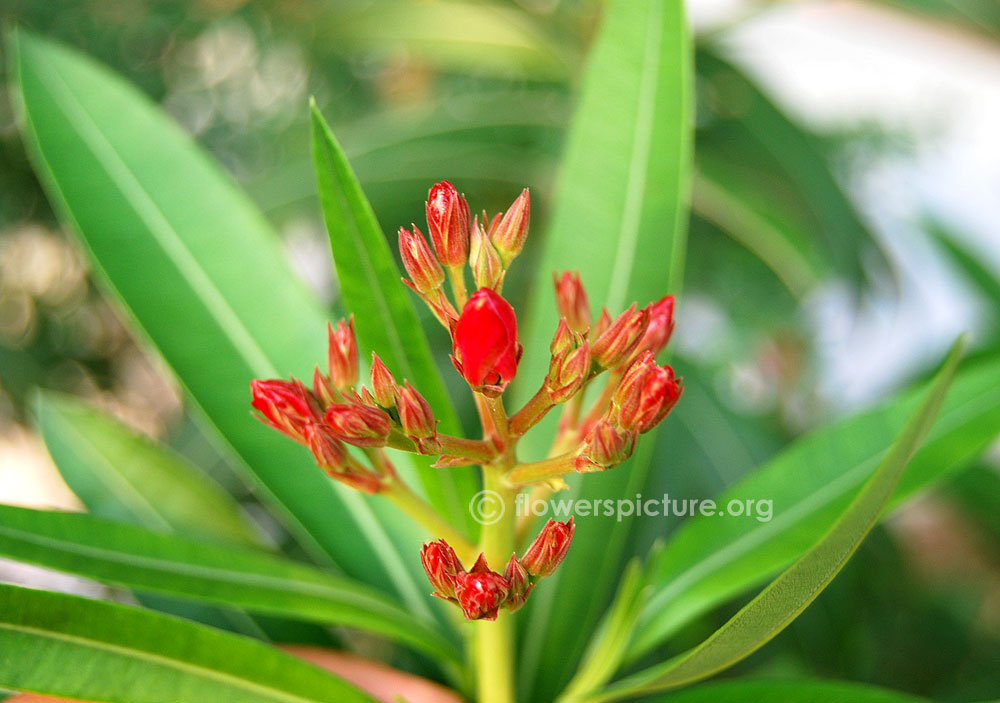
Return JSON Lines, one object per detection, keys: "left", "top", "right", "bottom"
{"left": 454, "top": 555, "right": 510, "bottom": 621}
{"left": 576, "top": 421, "right": 635, "bottom": 472}
{"left": 323, "top": 403, "right": 392, "bottom": 448}
{"left": 399, "top": 225, "right": 445, "bottom": 293}
{"left": 491, "top": 189, "right": 529, "bottom": 265}
{"left": 503, "top": 554, "right": 532, "bottom": 613}
{"left": 613, "top": 352, "right": 682, "bottom": 433}
{"left": 250, "top": 378, "right": 322, "bottom": 443}
{"left": 426, "top": 181, "right": 470, "bottom": 267}
{"left": 420, "top": 540, "right": 464, "bottom": 601}
{"left": 634, "top": 295, "right": 675, "bottom": 359}
{"left": 591, "top": 303, "right": 650, "bottom": 369}
{"left": 370, "top": 353, "right": 397, "bottom": 408}
{"left": 520, "top": 518, "right": 574, "bottom": 578}
{"left": 553, "top": 271, "right": 591, "bottom": 334}
{"left": 470, "top": 216, "right": 505, "bottom": 290}
{"left": 327, "top": 318, "right": 359, "bottom": 390}
{"left": 453, "top": 288, "right": 521, "bottom": 390}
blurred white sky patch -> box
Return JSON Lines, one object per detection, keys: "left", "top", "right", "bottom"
{"left": 696, "top": 0, "right": 1000, "bottom": 410}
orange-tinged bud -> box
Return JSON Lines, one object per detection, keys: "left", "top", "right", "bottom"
{"left": 591, "top": 304, "right": 650, "bottom": 369}
{"left": 454, "top": 554, "right": 510, "bottom": 621}
{"left": 553, "top": 271, "right": 591, "bottom": 333}
{"left": 304, "top": 423, "right": 381, "bottom": 493}
{"left": 634, "top": 295, "right": 675, "bottom": 360}
{"left": 370, "top": 353, "right": 397, "bottom": 408}
{"left": 503, "top": 554, "right": 532, "bottom": 612}
{"left": 421, "top": 540, "right": 464, "bottom": 601}
{"left": 576, "top": 420, "right": 635, "bottom": 471}
{"left": 613, "top": 352, "right": 682, "bottom": 433}
{"left": 250, "top": 378, "right": 322, "bottom": 443}
{"left": 398, "top": 381, "right": 437, "bottom": 443}
{"left": 470, "top": 216, "right": 504, "bottom": 289}
{"left": 591, "top": 308, "right": 612, "bottom": 342}
{"left": 323, "top": 403, "right": 392, "bottom": 448}
{"left": 426, "top": 181, "right": 470, "bottom": 267}
{"left": 520, "top": 518, "right": 574, "bottom": 578}
{"left": 491, "top": 188, "right": 529, "bottom": 265}
{"left": 327, "top": 318, "right": 358, "bottom": 390}
{"left": 312, "top": 366, "right": 338, "bottom": 408}
{"left": 399, "top": 225, "right": 444, "bottom": 293}
{"left": 547, "top": 319, "right": 590, "bottom": 404}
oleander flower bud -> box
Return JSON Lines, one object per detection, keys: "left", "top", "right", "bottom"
{"left": 426, "top": 181, "right": 470, "bottom": 267}
{"left": 634, "top": 295, "right": 675, "bottom": 359}
{"left": 327, "top": 317, "right": 359, "bottom": 390}
{"left": 454, "top": 554, "right": 510, "bottom": 621}
{"left": 553, "top": 271, "right": 591, "bottom": 334}
{"left": 452, "top": 288, "right": 521, "bottom": 392}
{"left": 490, "top": 189, "right": 529, "bottom": 265}
{"left": 420, "top": 540, "right": 464, "bottom": 601}
{"left": 250, "top": 378, "right": 322, "bottom": 443}
{"left": 520, "top": 518, "right": 575, "bottom": 578}
{"left": 398, "top": 381, "right": 439, "bottom": 452}
{"left": 470, "top": 216, "right": 504, "bottom": 290}
{"left": 591, "top": 303, "right": 650, "bottom": 369}
{"left": 613, "top": 351, "right": 682, "bottom": 433}
{"left": 399, "top": 225, "right": 445, "bottom": 293}
{"left": 304, "top": 423, "right": 381, "bottom": 493}
{"left": 503, "top": 554, "right": 532, "bottom": 613}
{"left": 370, "top": 353, "right": 397, "bottom": 408}
{"left": 323, "top": 403, "right": 392, "bottom": 448}
{"left": 547, "top": 319, "right": 590, "bottom": 404}
{"left": 576, "top": 420, "right": 636, "bottom": 472}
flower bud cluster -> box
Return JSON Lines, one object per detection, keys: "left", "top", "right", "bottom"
{"left": 421, "top": 519, "right": 573, "bottom": 620}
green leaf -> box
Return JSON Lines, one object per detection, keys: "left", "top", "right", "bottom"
{"left": 32, "top": 391, "right": 258, "bottom": 546}
{"left": 0, "top": 583, "right": 374, "bottom": 703}
{"left": 0, "top": 504, "right": 458, "bottom": 663}
{"left": 628, "top": 351, "right": 1000, "bottom": 660}
{"left": 638, "top": 679, "right": 928, "bottom": 703}
{"left": 10, "top": 29, "right": 427, "bottom": 610}
{"left": 586, "top": 339, "right": 963, "bottom": 701}
{"left": 310, "top": 102, "right": 479, "bottom": 537}
{"left": 516, "top": 0, "right": 693, "bottom": 698}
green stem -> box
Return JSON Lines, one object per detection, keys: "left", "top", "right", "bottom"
{"left": 382, "top": 480, "right": 476, "bottom": 563}
{"left": 437, "top": 434, "right": 499, "bottom": 462}
{"left": 448, "top": 265, "right": 469, "bottom": 307}
{"left": 509, "top": 386, "right": 556, "bottom": 437}
{"left": 476, "top": 464, "right": 516, "bottom": 703}
{"left": 507, "top": 452, "right": 577, "bottom": 485}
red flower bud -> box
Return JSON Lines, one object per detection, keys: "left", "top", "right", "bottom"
{"left": 312, "top": 366, "right": 338, "bottom": 408}
{"left": 452, "top": 288, "right": 521, "bottom": 390}
{"left": 521, "top": 518, "right": 574, "bottom": 578}
{"left": 547, "top": 319, "right": 590, "bottom": 404}
{"left": 553, "top": 271, "right": 591, "bottom": 334}
{"left": 398, "top": 225, "right": 445, "bottom": 293}
{"left": 398, "top": 381, "right": 439, "bottom": 451}
{"left": 491, "top": 189, "right": 529, "bottom": 265}
{"left": 250, "top": 378, "right": 321, "bottom": 443}
{"left": 323, "top": 403, "right": 392, "bottom": 448}
{"left": 613, "top": 352, "right": 682, "bottom": 433}
{"left": 503, "top": 554, "right": 532, "bottom": 613}
{"left": 370, "top": 353, "right": 397, "bottom": 408}
{"left": 420, "top": 539, "right": 464, "bottom": 601}
{"left": 634, "top": 295, "right": 675, "bottom": 359}
{"left": 591, "top": 304, "right": 650, "bottom": 369}
{"left": 304, "top": 423, "right": 381, "bottom": 493}
{"left": 576, "top": 421, "right": 635, "bottom": 472}
{"left": 327, "top": 318, "right": 359, "bottom": 390}
{"left": 426, "top": 181, "right": 470, "bottom": 267}
{"left": 454, "top": 554, "right": 510, "bottom": 621}
{"left": 470, "top": 216, "right": 504, "bottom": 290}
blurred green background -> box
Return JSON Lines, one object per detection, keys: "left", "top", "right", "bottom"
{"left": 1, "top": 0, "right": 999, "bottom": 700}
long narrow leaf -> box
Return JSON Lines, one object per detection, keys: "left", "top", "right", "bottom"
{"left": 628, "top": 352, "right": 1000, "bottom": 659}
{"left": 639, "top": 678, "right": 927, "bottom": 703}
{"left": 10, "top": 30, "right": 427, "bottom": 611}
{"left": 583, "top": 339, "right": 963, "bottom": 701}
{"left": 0, "top": 584, "right": 374, "bottom": 703}
{"left": 0, "top": 504, "right": 457, "bottom": 663}
{"left": 516, "top": 0, "right": 693, "bottom": 698}
{"left": 310, "top": 103, "right": 479, "bottom": 536}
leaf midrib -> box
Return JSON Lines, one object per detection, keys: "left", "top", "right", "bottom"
{"left": 0, "top": 622, "right": 355, "bottom": 703}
